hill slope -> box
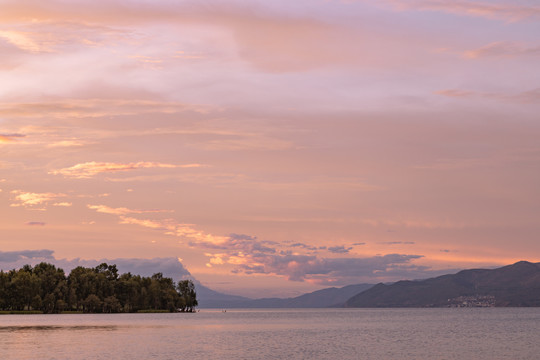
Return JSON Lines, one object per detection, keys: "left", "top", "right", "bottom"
{"left": 195, "top": 284, "right": 251, "bottom": 308}
{"left": 345, "top": 261, "right": 540, "bottom": 308}
{"left": 198, "top": 283, "right": 374, "bottom": 308}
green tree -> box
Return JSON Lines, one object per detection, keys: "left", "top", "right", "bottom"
{"left": 68, "top": 266, "right": 97, "bottom": 311}
{"left": 33, "top": 262, "right": 66, "bottom": 313}
{"left": 0, "top": 271, "right": 9, "bottom": 310}
{"left": 0, "top": 262, "right": 197, "bottom": 314}
{"left": 83, "top": 294, "right": 102, "bottom": 313}
{"left": 177, "top": 280, "right": 198, "bottom": 312}
{"left": 103, "top": 296, "right": 122, "bottom": 313}
{"left": 11, "top": 268, "right": 40, "bottom": 310}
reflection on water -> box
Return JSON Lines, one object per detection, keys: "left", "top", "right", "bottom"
{"left": 0, "top": 325, "right": 118, "bottom": 332}
{"left": 1, "top": 309, "right": 540, "bottom": 360}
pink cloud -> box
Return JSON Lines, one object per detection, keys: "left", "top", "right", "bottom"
{"left": 376, "top": 0, "right": 540, "bottom": 22}
{"left": 464, "top": 41, "right": 540, "bottom": 58}
{"left": 0, "top": 0, "right": 425, "bottom": 73}
{"left": 436, "top": 87, "right": 540, "bottom": 104}
{"left": 435, "top": 89, "right": 476, "bottom": 98}
{"left": 0, "top": 99, "right": 210, "bottom": 119}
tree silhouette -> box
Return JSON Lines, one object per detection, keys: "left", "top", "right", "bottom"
{"left": 0, "top": 263, "right": 197, "bottom": 313}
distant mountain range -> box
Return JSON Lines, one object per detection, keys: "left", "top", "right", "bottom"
{"left": 345, "top": 261, "right": 540, "bottom": 307}
{"left": 197, "top": 261, "right": 540, "bottom": 308}
{"left": 197, "top": 283, "right": 374, "bottom": 308}
{"left": 196, "top": 284, "right": 252, "bottom": 307}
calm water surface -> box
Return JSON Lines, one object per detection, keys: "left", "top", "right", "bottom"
{"left": 1, "top": 308, "right": 539, "bottom": 359}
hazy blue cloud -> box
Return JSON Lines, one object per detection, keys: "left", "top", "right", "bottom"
{"left": 235, "top": 253, "right": 427, "bottom": 285}
{"left": 379, "top": 241, "right": 415, "bottom": 245}
{"left": 289, "top": 242, "right": 319, "bottom": 251}
{"left": 0, "top": 249, "right": 54, "bottom": 263}
{"left": 0, "top": 250, "right": 191, "bottom": 281}
{"left": 327, "top": 245, "right": 353, "bottom": 254}
{"left": 26, "top": 221, "right": 46, "bottom": 226}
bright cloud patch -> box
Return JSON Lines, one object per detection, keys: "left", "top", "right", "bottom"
{"left": 11, "top": 190, "right": 67, "bottom": 207}
{"left": 86, "top": 204, "right": 226, "bottom": 245}
{"left": 88, "top": 204, "right": 172, "bottom": 215}
{"left": 50, "top": 161, "right": 202, "bottom": 179}
{"left": 53, "top": 202, "right": 73, "bottom": 207}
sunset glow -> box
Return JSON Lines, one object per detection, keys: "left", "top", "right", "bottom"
{"left": 1, "top": 0, "right": 539, "bottom": 298}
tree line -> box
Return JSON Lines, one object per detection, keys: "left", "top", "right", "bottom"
{"left": 0, "top": 262, "right": 198, "bottom": 313}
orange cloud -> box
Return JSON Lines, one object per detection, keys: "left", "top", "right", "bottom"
{"left": 0, "top": 99, "right": 210, "bottom": 119}
{"left": 118, "top": 216, "right": 166, "bottom": 230}
{"left": 0, "top": 133, "right": 25, "bottom": 143}
{"left": 87, "top": 204, "right": 172, "bottom": 215}
{"left": 52, "top": 202, "right": 72, "bottom": 207}
{"left": 10, "top": 190, "right": 67, "bottom": 207}
{"left": 86, "top": 203, "right": 229, "bottom": 246}
{"left": 118, "top": 215, "right": 229, "bottom": 246}
{"left": 0, "top": 21, "right": 128, "bottom": 54}
{"left": 50, "top": 161, "right": 203, "bottom": 179}
{"left": 47, "top": 140, "right": 85, "bottom": 148}
{"left": 0, "top": 30, "right": 53, "bottom": 52}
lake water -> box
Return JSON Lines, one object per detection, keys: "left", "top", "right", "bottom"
{"left": 1, "top": 308, "right": 539, "bottom": 359}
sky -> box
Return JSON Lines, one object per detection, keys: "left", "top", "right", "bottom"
{"left": 1, "top": 0, "right": 539, "bottom": 298}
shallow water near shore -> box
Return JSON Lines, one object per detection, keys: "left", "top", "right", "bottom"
{"left": 2, "top": 308, "right": 539, "bottom": 359}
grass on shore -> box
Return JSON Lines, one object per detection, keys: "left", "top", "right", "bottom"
{"left": 1, "top": 309, "right": 176, "bottom": 314}
{"left": 60, "top": 311, "right": 84, "bottom": 314}
{"left": 0, "top": 310, "right": 43, "bottom": 315}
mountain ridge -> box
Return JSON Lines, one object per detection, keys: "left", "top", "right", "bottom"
{"left": 345, "top": 260, "right": 540, "bottom": 307}
{"left": 197, "top": 283, "right": 374, "bottom": 308}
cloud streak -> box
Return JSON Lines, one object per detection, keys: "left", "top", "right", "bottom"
{"left": 26, "top": 221, "right": 46, "bottom": 226}
{"left": 51, "top": 161, "right": 202, "bottom": 179}
{"left": 436, "top": 87, "right": 540, "bottom": 104}
{"left": 88, "top": 204, "right": 172, "bottom": 216}
{"left": 374, "top": 0, "right": 540, "bottom": 22}
{"left": 0, "top": 133, "right": 25, "bottom": 143}
{"left": 464, "top": 41, "right": 540, "bottom": 58}
{"left": 0, "top": 99, "right": 211, "bottom": 119}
